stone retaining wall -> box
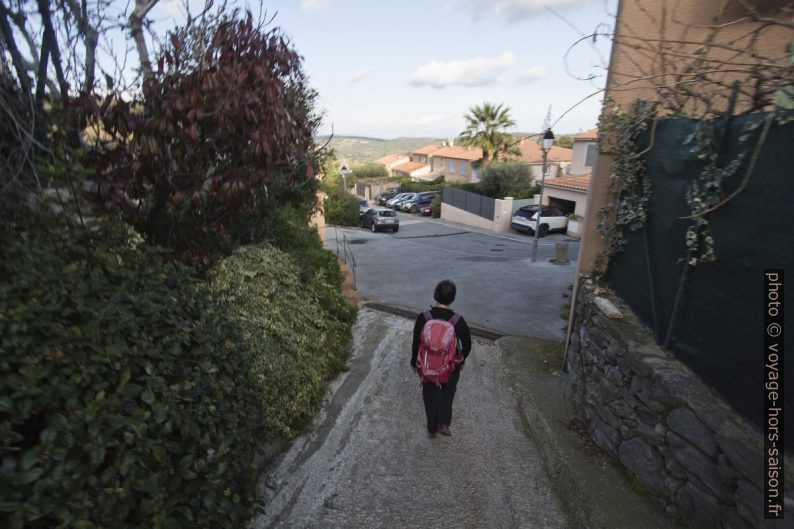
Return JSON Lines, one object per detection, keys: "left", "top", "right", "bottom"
{"left": 561, "top": 283, "right": 792, "bottom": 529}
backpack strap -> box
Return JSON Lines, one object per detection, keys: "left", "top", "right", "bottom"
{"left": 423, "top": 310, "right": 433, "bottom": 322}
{"left": 449, "top": 313, "right": 461, "bottom": 326}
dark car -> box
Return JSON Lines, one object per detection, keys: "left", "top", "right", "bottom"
{"left": 400, "top": 191, "right": 438, "bottom": 213}
{"left": 360, "top": 208, "right": 399, "bottom": 233}
{"left": 376, "top": 192, "right": 401, "bottom": 205}
{"left": 358, "top": 197, "right": 370, "bottom": 218}
{"left": 510, "top": 205, "right": 568, "bottom": 237}
{"left": 419, "top": 203, "right": 433, "bottom": 216}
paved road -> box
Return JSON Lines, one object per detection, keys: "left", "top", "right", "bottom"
{"left": 325, "top": 212, "right": 579, "bottom": 341}
{"left": 255, "top": 310, "right": 570, "bottom": 529}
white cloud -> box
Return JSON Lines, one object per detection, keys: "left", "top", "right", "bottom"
{"left": 410, "top": 52, "right": 516, "bottom": 89}
{"left": 301, "top": 0, "right": 334, "bottom": 14}
{"left": 457, "top": 0, "right": 589, "bottom": 21}
{"left": 350, "top": 71, "right": 369, "bottom": 83}
{"left": 518, "top": 66, "right": 551, "bottom": 83}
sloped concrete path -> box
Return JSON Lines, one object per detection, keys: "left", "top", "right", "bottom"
{"left": 254, "top": 309, "right": 569, "bottom": 529}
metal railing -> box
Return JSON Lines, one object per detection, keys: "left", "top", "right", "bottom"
{"left": 335, "top": 227, "right": 356, "bottom": 288}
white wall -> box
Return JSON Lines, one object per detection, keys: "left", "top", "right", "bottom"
{"left": 570, "top": 140, "right": 596, "bottom": 175}
{"left": 441, "top": 196, "right": 539, "bottom": 232}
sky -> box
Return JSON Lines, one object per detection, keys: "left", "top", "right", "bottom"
{"left": 146, "top": 0, "right": 618, "bottom": 139}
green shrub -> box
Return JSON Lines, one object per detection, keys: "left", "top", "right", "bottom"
{"left": 323, "top": 189, "right": 360, "bottom": 226}
{"left": 234, "top": 204, "right": 342, "bottom": 288}
{"left": 398, "top": 180, "right": 442, "bottom": 193}
{"left": 432, "top": 194, "right": 442, "bottom": 218}
{"left": 209, "top": 245, "right": 356, "bottom": 438}
{"left": 478, "top": 162, "right": 535, "bottom": 199}
{"left": 351, "top": 162, "right": 388, "bottom": 179}
{"left": 0, "top": 216, "right": 267, "bottom": 529}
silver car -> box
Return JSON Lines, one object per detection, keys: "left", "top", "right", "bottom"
{"left": 386, "top": 193, "right": 414, "bottom": 208}
{"left": 360, "top": 208, "right": 400, "bottom": 233}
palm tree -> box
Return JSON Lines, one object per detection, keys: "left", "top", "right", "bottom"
{"left": 458, "top": 102, "right": 521, "bottom": 168}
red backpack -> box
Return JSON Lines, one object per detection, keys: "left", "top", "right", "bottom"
{"left": 417, "top": 311, "right": 463, "bottom": 386}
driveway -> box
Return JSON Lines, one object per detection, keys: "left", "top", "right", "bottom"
{"left": 325, "top": 213, "right": 579, "bottom": 341}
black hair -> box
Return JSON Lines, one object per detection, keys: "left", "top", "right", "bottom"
{"left": 434, "top": 279, "right": 456, "bottom": 305}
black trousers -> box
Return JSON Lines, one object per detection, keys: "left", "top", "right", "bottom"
{"left": 421, "top": 368, "right": 461, "bottom": 434}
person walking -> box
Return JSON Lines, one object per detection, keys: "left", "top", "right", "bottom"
{"left": 411, "top": 279, "right": 472, "bottom": 438}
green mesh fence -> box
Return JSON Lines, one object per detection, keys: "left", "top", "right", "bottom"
{"left": 608, "top": 112, "right": 793, "bottom": 454}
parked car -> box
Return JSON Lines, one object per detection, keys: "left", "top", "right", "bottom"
{"left": 358, "top": 197, "right": 370, "bottom": 218}
{"left": 360, "top": 208, "right": 399, "bottom": 233}
{"left": 376, "top": 192, "right": 401, "bottom": 205}
{"left": 389, "top": 193, "right": 417, "bottom": 209}
{"left": 510, "top": 205, "right": 568, "bottom": 237}
{"left": 400, "top": 191, "right": 438, "bottom": 213}
{"left": 385, "top": 193, "right": 413, "bottom": 208}
{"left": 419, "top": 203, "right": 433, "bottom": 216}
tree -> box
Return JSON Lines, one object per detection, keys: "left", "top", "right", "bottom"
{"left": 86, "top": 12, "right": 324, "bottom": 267}
{"left": 458, "top": 102, "right": 521, "bottom": 168}
{"left": 352, "top": 162, "right": 388, "bottom": 179}
{"left": 554, "top": 135, "right": 574, "bottom": 149}
{"left": 478, "top": 161, "right": 536, "bottom": 199}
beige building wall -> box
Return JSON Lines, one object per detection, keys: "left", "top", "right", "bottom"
{"left": 569, "top": 140, "right": 595, "bottom": 176}
{"left": 528, "top": 162, "right": 561, "bottom": 181}
{"left": 578, "top": 0, "right": 793, "bottom": 273}
{"left": 433, "top": 157, "right": 478, "bottom": 183}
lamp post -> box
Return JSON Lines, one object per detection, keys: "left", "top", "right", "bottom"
{"left": 340, "top": 165, "right": 351, "bottom": 191}
{"left": 531, "top": 128, "right": 555, "bottom": 262}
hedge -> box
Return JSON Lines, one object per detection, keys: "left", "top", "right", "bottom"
{"left": 0, "top": 217, "right": 268, "bottom": 529}
{"left": 323, "top": 189, "right": 360, "bottom": 227}
{"left": 208, "top": 245, "right": 357, "bottom": 438}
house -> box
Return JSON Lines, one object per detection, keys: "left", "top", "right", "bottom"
{"left": 392, "top": 161, "right": 432, "bottom": 181}
{"left": 564, "top": 3, "right": 794, "bottom": 528}
{"left": 516, "top": 139, "right": 572, "bottom": 181}
{"left": 409, "top": 144, "right": 443, "bottom": 165}
{"left": 430, "top": 145, "right": 483, "bottom": 184}
{"left": 539, "top": 173, "right": 590, "bottom": 237}
{"left": 536, "top": 128, "right": 596, "bottom": 237}
{"left": 568, "top": 128, "right": 598, "bottom": 176}
{"left": 373, "top": 154, "right": 410, "bottom": 176}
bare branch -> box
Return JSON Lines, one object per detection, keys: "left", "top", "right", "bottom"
{"left": 128, "top": 0, "right": 160, "bottom": 80}
{"left": 0, "top": 2, "right": 31, "bottom": 93}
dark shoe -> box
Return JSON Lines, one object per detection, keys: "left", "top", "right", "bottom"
{"left": 439, "top": 425, "right": 451, "bottom": 436}
{"left": 428, "top": 431, "right": 437, "bottom": 438}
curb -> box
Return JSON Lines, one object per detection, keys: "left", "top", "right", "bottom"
{"left": 498, "top": 336, "right": 674, "bottom": 529}
{"left": 362, "top": 301, "right": 505, "bottom": 341}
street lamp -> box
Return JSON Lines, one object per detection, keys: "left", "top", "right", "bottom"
{"left": 531, "top": 128, "right": 555, "bottom": 262}
{"left": 340, "top": 165, "right": 351, "bottom": 191}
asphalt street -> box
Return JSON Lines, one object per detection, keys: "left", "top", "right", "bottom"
{"left": 325, "top": 211, "right": 580, "bottom": 341}
{"left": 257, "top": 212, "right": 672, "bottom": 529}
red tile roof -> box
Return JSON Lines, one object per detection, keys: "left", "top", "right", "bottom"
{"left": 393, "top": 161, "right": 430, "bottom": 174}
{"left": 574, "top": 128, "right": 598, "bottom": 140}
{"left": 543, "top": 173, "right": 591, "bottom": 192}
{"left": 412, "top": 144, "right": 443, "bottom": 155}
{"left": 374, "top": 154, "right": 408, "bottom": 165}
{"left": 432, "top": 145, "right": 483, "bottom": 161}
{"left": 517, "top": 140, "right": 573, "bottom": 164}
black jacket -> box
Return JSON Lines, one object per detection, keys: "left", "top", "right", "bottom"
{"left": 411, "top": 307, "right": 472, "bottom": 369}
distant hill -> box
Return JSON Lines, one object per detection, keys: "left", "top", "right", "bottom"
{"left": 317, "top": 133, "right": 577, "bottom": 164}
{"left": 318, "top": 136, "right": 443, "bottom": 163}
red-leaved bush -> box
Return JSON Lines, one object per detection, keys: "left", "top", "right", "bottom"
{"left": 83, "top": 13, "right": 323, "bottom": 267}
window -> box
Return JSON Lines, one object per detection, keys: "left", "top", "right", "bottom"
{"left": 448, "top": 159, "right": 456, "bottom": 173}
{"left": 473, "top": 167, "right": 480, "bottom": 180}
{"left": 584, "top": 143, "right": 597, "bottom": 167}
{"left": 460, "top": 162, "right": 467, "bottom": 176}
